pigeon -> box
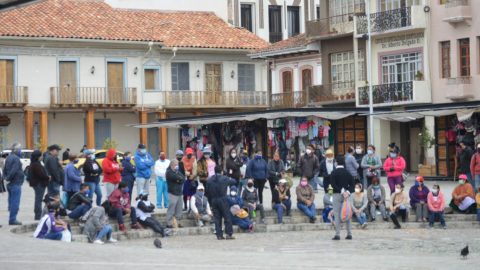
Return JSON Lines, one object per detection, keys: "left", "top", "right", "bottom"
{"left": 460, "top": 245, "right": 469, "bottom": 259}
{"left": 154, "top": 238, "right": 162, "bottom": 249}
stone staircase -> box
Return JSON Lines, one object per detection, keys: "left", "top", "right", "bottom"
{"left": 11, "top": 208, "right": 480, "bottom": 243}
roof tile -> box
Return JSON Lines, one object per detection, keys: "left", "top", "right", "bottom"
{"left": 250, "top": 33, "right": 315, "bottom": 54}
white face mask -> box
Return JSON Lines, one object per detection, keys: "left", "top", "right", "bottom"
{"left": 327, "top": 158, "right": 333, "bottom": 162}
{"left": 355, "top": 188, "right": 360, "bottom": 193}
{"left": 204, "top": 155, "right": 210, "bottom": 159}
{"left": 395, "top": 188, "right": 401, "bottom": 194}
{"left": 355, "top": 149, "right": 362, "bottom": 154}
{"left": 231, "top": 191, "right": 236, "bottom": 196}
{"left": 306, "top": 149, "right": 312, "bottom": 155}
{"left": 231, "top": 153, "right": 236, "bottom": 158}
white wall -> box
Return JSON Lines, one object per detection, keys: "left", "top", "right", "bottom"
{"left": 272, "top": 54, "right": 321, "bottom": 94}
{"left": 17, "top": 55, "right": 56, "bottom": 107}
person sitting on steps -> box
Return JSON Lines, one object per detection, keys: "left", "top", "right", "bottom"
{"left": 389, "top": 183, "right": 410, "bottom": 229}
{"left": 108, "top": 181, "right": 143, "bottom": 232}
{"left": 135, "top": 190, "right": 170, "bottom": 237}
{"left": 241, "top": 178, "right": 267, "bottom": 225}
{"left": 188, "top": 184, "right": 213, "bottom": 227}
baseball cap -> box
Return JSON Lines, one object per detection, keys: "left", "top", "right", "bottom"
{"left": 459, "top": 174, "right": 468, "bottom": 180}
{"left": 186, "top": 148, "right": 194, "bottom": 155}
{"left": 138, "top": 143, "right": 146, "bottom": 149}
{"left": 176, "top": 150, "right": 184, "bottom": 155}
{"left": 197, "top": 184, "right": 205, "bottom": 190}
{"left": 139, "top": 190, "right": 149, "bottom": 196}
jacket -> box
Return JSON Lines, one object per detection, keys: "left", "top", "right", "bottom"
{"left": 319, "top": 159, "right": 336, "bottom": 178}
{"left": 296, "top": 183, "right": 315, "bottom": 204}
{"left": 83, "top": 158, "right": 103, "bottom": 183}
{"left": 314, "top": 148, "right": 323, "bottom": 164}
{"left": 154, "top": 159, "right": 170, "bottom": 179}
{"left": 245, "top": 157, "right": 268, "bottom": 180}
{"left": 207, "top": 174, "right": 236, "bottom": 199}
{"left": 241, "top": 187, "right": 259, "bottom": 204}
{"left": 33, "top": 213, "right": 64, "bottom": 239}
{"left": 63, "top": 162, "right": 82, "bottom": 192}
{"left": 134, "top": 151, "right": 155, "bottom": 179}
{"left": 267, "top": 159, "right": 285, "bottom": 182}
{"left": 227, "top": 186, "right": 244, "bottom": 207}
{"left": 367, "top": 185, "right": 386, "bottom": 204}
{"left": 330, "top": 166, "right": 355, "bottom": 194}
{"left": 197, "top": 158, "right": 213, "bottom": 182}
{"left": 136, "top": 199, "right": 155, "bottom": 221}
{"left": 427, "top": 191, "right": 445, "bottom": 212}
{"left": 120, "top": 159, "right": 136, "bottom": 183}
{"left": 62, "top": 151, "right": 69, "bottom": 161}
{"left": 344, "top": 153, "right": 359, "bottom": 176}
{"left": 323, "top": 193, "right": 333, "bottom": 208}
{"left": 353, "top": 152, "right": 365, "bottom": 177}
{"left": 190, "top": 193, "right": 211, "bottom": 215}
{"left": 4, "top": 152, "right": 24, "bottom": 186}
{"left": 409, "top": 185, "right": 430, "bottom": 208}
{"left": 272, "top": 187, "right": 290, "bottom": 205}
{"left": 361, "top": 154, "right": 382, "bottom": 180}
{"left": 108, "top": 188, "right": 131, "bottom": 209}
{"left": 460, "top": 147, "right": 474, "bottom": 174}
{"left": 452, "top": 183, "right": 475, "bottom": 206}
{"left": 67, "top": 191, "right": 93, "bottom": 210}
{"left": 226, "top": 156, "right": 243, "bottom": 181}
{"left": 383, "top": 156, "right": 406, "bottom": 178}
{"left": 83, "top": 206, "right": 108, "bottom": 242}
{"left": 44, "top": 152, "right": 65, "bottom": 185}
{"left": 29, "top": 161, "right": 49, "bottom": 188}
{"left": 297, "top": 154, "right": 320, "bottom": 179}
{"left": 470, "top": 153, "right": 480, "bottom": 176}
{"left": 389, "top": 192, "right": 410, "bottom": 211}
{"left": 166, "top": 167, "right": 185, "bottom": 196}
{"left": 102, "top": 149, "right": 123, "bottom": 185}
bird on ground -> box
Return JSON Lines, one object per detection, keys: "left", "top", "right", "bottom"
{"left": 154, "top": 238, "right": 162, "bottom": 249}
{"left": 460, "top": 245, "right": 469, "bottom": 259}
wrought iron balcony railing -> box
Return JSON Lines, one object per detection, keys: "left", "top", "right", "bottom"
{"left": 358, "top": 81, "right": 413, "bottom": 105}
{"left": 165, "top": 91, "right": 268, "bottom": 108}
{"left": 356, "top": 6, "right": 411, "bottom": 34}
{"left": 446, "top": 0, "right": 469, "bottom": 8}
{"left": 271, "top": 91, "right": 306, "bottom": 109}
{"left": 0, "top": 86, "right": 28, "bottom": 105}
{"left": 50, "top": 87, "right": 137, "bottom": 107}
{"left": 307, "top": 81, "right": 356, "bottom": 103}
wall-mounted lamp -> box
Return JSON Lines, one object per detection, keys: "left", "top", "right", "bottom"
{"left": 231, "top": 70, "right": 235, "bottom": 79}
{"left": 91, "top": 66, "right": 95, "bottom": 74}
{"left": 196, "top": 70, "right": 200, "bottom": 78}
{"left": 134, "top": 67, "right": 138, "bottom": 75}
{"left": 103, "top": 111, "right": 107, "bottom": 119}
{"left": 53, "top": 111, "right": 56, "bottom": 119}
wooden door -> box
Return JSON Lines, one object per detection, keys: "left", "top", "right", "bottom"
{"left": 409, "top": 127, "right": 420, "bottom": 171}
{"left": 107, "top": 62, "right": 124, "bottom": 103}
{"left": 302, "top": 69, "right": 312, "bottom": 91}
{"left": 0, "top": 59, "right": 14, "bottom": 102}
{"left": 59, "top": 61, "right": 77, "bottom": 103}
{"left": 205, "top": 64, "right": 222, "bottom": 104}
{"left": 282, "top": 71, "right": 293, "bottom": 107}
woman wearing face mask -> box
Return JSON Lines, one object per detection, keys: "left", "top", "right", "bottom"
{"left": 322, "top": 185, "right": 335, "bottom": 223}
{"left": 245, "top": 150, "right": 269, "bottom": 204}
{"left": 272, "top": 179, "right": 291, "bottom": 225}
{"left": 226, "top": 148, "right": 243, "bottom": 187}
{"left": 197, "top": 147, "right": 215, "bottom": 188}
{"left": 121, "top": 152, "right": 136, "bottom": 201}
{"left": 354, "top": 144, "right": 365, "bottom": 186}
{"left": 135, "top": 190, "right": 169, "bottom": 237}
{"left": 361, "top": 145, "right": 382, "bottom": 190}
{"left": 182, "top": 148, "right": 198, "bottom": 212}
{"left": 350, "top": 183, "right": 368, "bottom": 229}
{"left": 227, "top": 186, "right": 253, "bottom": 233}
{"left": 409, "top": 176, "right": 430, "bottom": 222}
{"left": 367, "top": 177, "right": 387, "bottom": 222}
{"left": 29, "top": 150, "right": 51, "bottom": 220}
{"left": 83, "top": 149, "right": 103, "bottom": 206}
{"left": 63, "top": 154, "right": 82, "bottom": 203}
{"left": 470, "top": 143, "right": 480, "bottom": 195}
{"left": 383, "top": 146, "right": 406, "bottom": 194}
{"left": 447, "top": 174, "right": 476, "bottom": 214}
{"left": 241, "top": 179, "right": 267, "bottom": 225}
{"left": 345, "top": 146, "right": 359, "bottom": 180}
{"left": 296, "top": 177, "right": 317, "bottom": 223}
{"left": 427, "top": 184, "right": 446, "bottom": 229}
{"left": 267, "top": 153, "right": 285, "bottom": 196}
{"left": 389, "top": 183, "right": 410, "bottom": 229}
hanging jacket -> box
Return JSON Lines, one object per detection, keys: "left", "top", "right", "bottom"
{"left": 102, "top": 149, "right": 123, "bottom": 185}
{"left": 470, "top": 152, "right": 480, "bottom": 176}
{"left": 460, "top": 147, "right": 474, "bottom": 174}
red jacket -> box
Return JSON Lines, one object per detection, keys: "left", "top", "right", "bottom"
{"left": 102, "top": 149, "right": 123, "bottom": 185}
{"left": 470, "top": 152, "right": 480, "bottom": 176}
{"left": 108, "top": 188, "right": 131, "bottom": 209}
{"left": 427, "top": 191, "right": 445, "bottom": 212}
{"left": 383, "top": 156, "right": 406, "bottom": 178}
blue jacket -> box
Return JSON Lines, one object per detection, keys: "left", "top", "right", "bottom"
{"left": 121, "top": 159, "right": 136, "bottom": 183}
{"left": 63, "top": 162, "right": 82, "bottom": 192}
{"left": 227, "top": 186, "right": 244, "bottom": 208}
{"left": 4, "top": 152, "right": 24, "bottom": 186}
{"left": 134, "top": 151, "right": 155, "bottom": 179}
{"left": 245, "top": 158, "right": 268, "bottom": 180}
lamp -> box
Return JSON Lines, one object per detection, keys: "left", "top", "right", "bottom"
{"left": 231, "top": 70, "right": 235, "bottom": 79}
{"left": 91, "top": 66, "right": 95, "bottom": 74}
{"left": 134, "top": 67, "right": 138, "bottom": 75}
{"left": 196, "top": 70, "right": 200, "bottom": 78}
{"left": 53, "top": 111, "right": 56, "bottom": 119}
{"left": 103, "top": 111, "right": 107, "bottom": 119}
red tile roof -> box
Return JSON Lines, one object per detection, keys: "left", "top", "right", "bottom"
{"left": 250, "top": 33, "right": 316, "bottom": 54}
{"left": 0, "top": 0, "right": 270, "bottom": 50}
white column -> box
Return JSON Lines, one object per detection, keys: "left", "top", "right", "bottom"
{"left": 271, "top": 66, "right": 276, "bottom": 94}
{"left": 370, "top": 118, "right": 391, "bottom": 158}
{"left": 425, "top": 116, "right": 436, "bottom": 165}
{"left": 293, "top": 62, "right": 299, "bottom": 92}
{"left": 315, "top": 61, "right": 322, "bottom": 85}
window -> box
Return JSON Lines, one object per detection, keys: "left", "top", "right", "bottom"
{"left": 58, "top": 59, "right": 78, "bottom": 88}
{"left": 282, "top": 71, "right": 293, "bottom": 92}
{"left": 171, "top": 63, "right": 190, "bottom": 90}
{"left": 287, "top": 6, "right": 300, "bottom": 38}
{"left": 381, "top": 52, "right": 422, "bottom": 83}
{"left": 269, "top": 6, "right": 282, "bottom": 43}
{"left": 441, "top": 41, "right": 451, "bottom": 78}
{"left": 316, "top": 6, "right": 320, "bottom": 19}
{"left": 241, "top": 4, "right": 253, "bottom": 32}
{"left": 459, "top": 38, "right": 470, "bottom": 76}
{"left": 144, "top": 68, "right": 160, "bottom": 91}
{"left": 381, "top": 0, "right": 421, "bottom": 11}
{"left": 302, "top": 69, "right": 312, "bottom": 90}
{"left": 331, "top": 51, "right": 363, "bottom": 87}
{"left": 238, "top": 64, "right": 255, "bottom": 91}
{"left": 0, "top": 58, "right": 15, "bottom": 87}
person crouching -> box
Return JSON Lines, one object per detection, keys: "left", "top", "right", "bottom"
{"left": 136, "top": 190, "right": 170, "bottom": 237}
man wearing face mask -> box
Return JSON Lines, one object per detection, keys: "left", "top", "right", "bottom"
{"left": 166, "top": 161, "right": 185, "bottom": 228}
{"left": 44, "top": 144, "right": 65, "bottom": 197}
{"left": 319, "top": 149, "right": 336, "bottom": 193}
{"left": 298, "top": 145, "right": 321, "bottom": 193}
{"left": 330, "top": 156, "right": 355, "bottom": 240}
{"left": 136, "top": 190, "right": 169, "bottom": 237}
{"left": 108, "top": 181, "right": 143, "bottom": 232}
{"left": 120, "top": 152, "right": 136, "bottom": 201}
{"left": 154, "top": 150, "right": 170, "bottom": 209}
{"left": 353, "top": 144, "right": 365, "bottom": 186}
{"left": 4, "top": 142, "right": 25, "bottom": 225}
{"left": 188, "top": 184, "right": 213, "bottom": 227}
{"left": 134, "top": 143, "right": 155, "bottom": 197}
{"left": 469, "top": 143, "right": 480, "bottom": 194}
{"left": 63, "top": 153, "right": 82, "bottom": 203}
{"left": 83, "top": 149, "right": 103, "bottom": 206}
{"left": 67, "top": 184, "right": 92, "bottom": 222}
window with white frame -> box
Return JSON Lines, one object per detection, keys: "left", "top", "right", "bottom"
{"left": 171, "top": 63, "right": 190, "bottom": 91}
{"left": 331, "top": 51, "right": 364, "bottom": 88}
{"left": 329, "top": 0, "right": 364, "bottom": 17}
{"left": 144, "top": 66, "right": 161, "bottom": 91}
{"left": 381, "top": 0, "right": 421, "bottom": 11}
{"left": 238, "top": 64, "right": 255, "bottom": 91}
{"left": 287, "top": 6, "right": 300, "bottom": 38}
{"left": 381, "top": 52, "right": 422, "bottom": 84}
{"left": 241, "top": 4, "right": 253, "bottom": 32}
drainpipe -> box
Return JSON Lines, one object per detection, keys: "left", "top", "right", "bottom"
{"left": 367, "top": 0, "right": 374, "bottom": 145}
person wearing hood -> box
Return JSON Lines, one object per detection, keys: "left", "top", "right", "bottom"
{"left": 63, "top": 153, "right": 82, "bottom": 203}
{"left": 241, "top": 178, "right": 267, "bottom": 225}
{"left": 298, "top": 145, "right": 321, "bottom": 193}
{"left": 182, "top": 148, "right": 198, "bottom": 212}
{"left": 188, "top": 184, "right": 213, "bottom": 227}
{"left": 120, "top": 151, "right": 136, "bottom": 200}
{"left": 267, "top": 152, "right": 285, "bottom": 197}
{"left": 447, "top": 174, "right": 476, "bottom": 214}
{"left": 207, "top": 165, "right": 237, "bottom": 240}
{"left": 134, "top": 143, "right": 155, "bottom": 197}
{"left": 136, "top": 190, "right": 169, "bottom": 237}
{"left": 409, "top": 176, "right": 430, "bottom": 222}
{"left": 319, "top": 149, "right": 336, "bottom": 193}
{"left": 108, "top": 181, "right": 143, "bottom": 232}
{"left": 296, "top": 177, "right": 317, "bottom": 223}
{"left": 228, "top": 185, "right": 253, "bottom": 233}
{"left": 83, "top": 200, "right": 117, "bottom": 245}
{"left": 4, "top": 142, "right": 24, "bottom": 225}
{"left": 226, "top": 148, "right": 243, "bottom": 186}
{"left": 102, "top": 149, "right": 124, "bottom": 198}
{"left": 83, "top": 149, "right": 103, "bottom": 206}
{"left": 154, "top": 150, "right": 170, "bottom": 209}
{"left": 272, "top": 178, "right": 291, "bottom": 225}
{"left": 470, "top": 143, "right": 480, "bottom": 194}
{"left": 29, "top": 150, "right": 51, "bottom": 220}
{"left": 245, "top": 149, "right": 269, "bottom": 204}
{"left": 67, "top": 184, "right": 92, "bottom": 222}
{"left": 427, "top": 184, "right": 446, "bottom": 229}
{"left": 197, "top": 147, "right": 216, "bottom": 188}
{"left": 166, "top": 160, "right": 185, "bottom": 228}
{"left": 44, "top": 144, "right": 64, "bottom": 197}
{"left": 383, "top": 146, "right": 406, "bottom": 195}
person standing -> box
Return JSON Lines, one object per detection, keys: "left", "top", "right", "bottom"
{"left": 207, "top": 166, "right": 237, "bottom": 240}
{"left": 197, "top": 147, "right": 216, "bottom": 188}
{"left": 298, "top": 145, "right": 321, "bottom": 193}
{"left": 354, "top": 144, "right": 365, "bottom": 187}
{"left": 83, "top": 149, "right": 103, "bottom": 206}
{"left": 267, "top": 153, "right": 285, "bottom": 196}
{"left": 470, "top": 143, "right": 480, "bottom": 194}
{"left": 361, "top": 145, "right": 382, "bottom": 190}
{"left": 345, "top": 146, "right": 360, "bottom": 181}
{"left": 226, "top": 148, "right": 243, "bottom": 186}
{"left": 29, "top": 150, "right": 50, "bottom": 220}
{"left": 44, "top": 144, "right": 65, "bottom": 196}
{"left": 246, "top": 150, "right": 269, "bottom": 204}
{"left": 63, "top": 154, "right": 82, "bottom": 203}
{"left": 102, "top": 149, "right": 123, "bottom": 198}
{"left": 134, "top": 143, "right": 155, "bottom": 197}
{"left": 278, "top": 136, "right": 289, "bottom": 164}
{"left": 80, "top": 145, "right": 87, "bottom": 153}
{"left": 62, "top": 148, "right": 70, "bottom": 162}
{"left": 383, "top": 146, "right": 406, "bottom": 194}
{"left": 182, "top": 148, "right": 197, "bottom": 212}
{"left": 319, "top": 149, "right": 336, "bottom": 193}
{"left": 330, "top": 156, "right": 355, "bottom": 240}
{"left": 4, "top": 143, "right": 24, "bottom": 225}
{"left": 154, "top": 150, "right": 170, "bottom": 209}
{"left": 120, "top": 152, "right": 136, "bottom": 200}
{"left": 312, "top": 141, "right": 324, "bottom": 189}
{"left": 459, "top": 140, "right": 474, "bottom": 184}
{"left": 166, "top": 161, "right": 185, "bottom": 228}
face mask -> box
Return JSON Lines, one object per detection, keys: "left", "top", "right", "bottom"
{"left": 160, "top": 155, "right": 166, "bottom": 160}
{"left": 282, "top": 184, "right": 287, "bottom": 188}
{"left": 414, "top": 182, "right": 420, "bottom": 187}
{"left": 124, "top": 187, "right": 130, "bottom": 194}
{"left": 174, "top": 166, "right": 179, "bottom": 171}
{"left": 459, "top": 180, "right": 464, "bottom": 185}
{"left": 367, "top": 150, "right": 373, "bottom": 155}
{"left": 355, "top": 149, "right": 362, "bottom": 154}
{"left": 231, "top": 191, "right": 237, "bottom": 196}
{"left": 74, "top": 160, "right": 79, "bottom": 164}
{"left": 432, "top": 189, "right": 438, "bottom": 194}
{"left": 90, "top": 155, "right": 95, "bottom": 160}
{"left": 204, "top": 155, "right": 210, "bottom": 159}
{"left": 198, "top": 192, "right": 204, "bottom": 197}
{"left": 247, "top": 183, "right": 254, "bottom": 187}
{"left": 373, "top": 185, "right": 380, "bottom": 189}
{"left": 395, "top": 188, "right": 401, "bottom": 194}
{"left": 231, "top": 153, "right": 236, "bottom": 158}
{"left": 142, "top": 196, "right": 148, "bottom": 201}
{"left": 355, "top": 188, "right": 360, "bottom": 193}
{"left": 256, "top": 155, "right": 262, "bottom": 159}
{"left": 327, "top": 158, "right": 333, "bottom": 162}
{"left": 141, "top": 149, "right": 147, "bottom": 154}
{"left": 301, "top": 182, "right": 307, "bottom": 187}
{"left": 126, "top": 157, "right": 131, "bottom": 161}
{"left": 187, "top": 154, "right": 192, "bottom": 159}
{"left": 390, "top": 153, "right": 397, "bottom": 158}
{"left": 177, "top": 157, "right": 182, "bottom": 161}
{"left": 18, "top": 149, "right": 22, "bottom": 155}
{"left": 306, "top": 149, "right": 312, "bottom": 155}
{"left": 328, "top": 190, "right": 333, "bottom": 195}
{"left": 85, "top": 189, "right": 90, "bottom": 195}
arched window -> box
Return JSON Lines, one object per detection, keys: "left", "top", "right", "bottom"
{"left": 282, "top": 71, "right": 293, "bottom": 92}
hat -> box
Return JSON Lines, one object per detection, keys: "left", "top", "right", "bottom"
{"left": 311, "top": 141, "right": 316, "bottom": 144}
{"left": 202, "top": 147, "right": 213, "bottom": 154}
{"left": 230, "top": 205, "right": 241, "bottom": 216}
{"left": 139, "top": 190, "right": 149, "bottom": 196}
{"left": 243, "top": 150, "right": 248, "bottom": 154}
{"left": 325, "top": 149, "right": 333, "bottom": 155}
{"left": 47, "top": 144, "right": 61, "bottom": 151}
{"left": 197, "top": 184, "right": 205, "bottom": 190}
{"left": 138, "top": 143, "right": 146, "bottom": 149}
{"left": 186, "top": 148, "right": 194, "bottom": 155}
{"left": 279, "top": 179, "right": 287, "bottom": 184}
{"left": 459, "top": 174, "right": 468, "bottom": 180}
{"left": 84, "top": 149, "right": 95, "bottom": 155}
{"left": 176, "top": 150, "right": 184, "bottom": 155}
{"left": 327, "top": 184, "right": 333, "bottom": 190}
{"left": 415, "top": 176, "right": 424, "bottom": 182}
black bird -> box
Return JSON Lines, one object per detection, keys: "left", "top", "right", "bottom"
{"left": 154, "top": 238, "right": 162, "bottom": 249}
{"left": 460, "top": 245, "right": 469, "bottom": 259}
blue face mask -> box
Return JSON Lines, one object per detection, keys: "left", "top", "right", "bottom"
{"left": 18, "top": 149, "right": 22, "bottom": 155}
{"left": 74, "top": 160, "right": 79, "bottom": 164}
{"left": 373, "top": 185, "right": 380, "bottom": 189}
{"left": 90, "top": 155, "right": 95, "bottom": 160}
{"left": 247, "top": 183, "right": 254, "bottom": 187}
{"left": 174, "top": 166, "right": 179, "bottom": 171}
{"left": 85, "top": 189, "right": 90, "bottom": 195}
{"left": 367, "top": 150, "right": 373, "bottom": 155}
{"left": 198, "top": 192, "right": 204, "bottom": 197}
{"left": 141, "top": 149, "right": 147, "bottom": 154}
{"left": 126, "top": 157, "right": 131, "bottom": 161}
{"left": 282, "top": 184, "right": 287, "bottom": 188}
{"left": 255, "top": 155, "right": 262, "bottom": 159}
{"left": 432, "top": 189, "right": 438, "bottom": 194}
{"left": 390, "top": 153, "right": 397, "bottom": 158}
{"left": 124, "top": 187, "right": 130, "bottom": 194}
{"left": 414, "top": 182, "right": 420, "bottom": 187}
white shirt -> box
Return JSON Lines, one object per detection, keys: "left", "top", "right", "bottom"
{"left": 326, "top": 160, "right": 334, "bottom": 174}
{"left": 190, "top": 195, "right": 212, "bottom": 215}
{"left": 154, "top": 159, "right": 170, "bottom": 178}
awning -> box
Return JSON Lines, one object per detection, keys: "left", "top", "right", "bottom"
{"left": 361, "top": 109, "right": 461, "bottom": 122}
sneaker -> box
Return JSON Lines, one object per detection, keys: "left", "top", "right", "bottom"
{"left": 217, "top": 236, "right": 225, "bottom": 240}
{"left": 119, "top": 224, "right": 128, "bottom": 232}
{"left": 163, "top": 229, "right": 171, "bottom": 235}
{"left": 8, "top": 221, "right": 22, "bottom": 226}
{"left": 131, "top": 223, "right": 144, "bottom": 230}
{"left": 443, "top": 225, "right": 447, "bottom": 229}
{"left": 94, "top": 239, "right": 104, "bottom": 245}
{"left": 79, "top": 221, "right": 85, "bottom": 227}
{"left": 247, "top": 229, "right": 253, "bottom": 233}
{"left": 428, "top": 226, "right": 433, "bottom": 229}
{"left": 278, "top": 220, "right": 284, "bottom": 225}
{"left": 196, "top": 220, "right": 204, "bottom": 227}
{"left": 213, "top": 230, "right": 217, "bottom": 234}
{"left": 383, "top": 217, "right": 388, "bottom": 222}
{"left": 362, "top": 223, "right": 368, "bottom": 229}
{"left": 310, "top": 217, "right": 315, "bottom": 224}
{"left": 371, "top": 218, "right": 375, "bottom": 222}
{"left": 262, "top": 219, "right": 267, "bottom": 225}
{"left": 107, "top": 238, "right": 117, "bottom": 243}
{"left": 156, "top": 205, "right": 163, "bottom": 209}
{"left": 345, "top": 235, "right": 352, "bottom": 240}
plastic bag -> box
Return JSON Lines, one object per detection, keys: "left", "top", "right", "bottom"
{"left": 61, "top": 229, "right": 72, "bottom": 242}
{"left": 62, "top": 192, "right": 69, "bottom": 207}
{"left": 340, "top": 198, "right": 352, "bottom": 222}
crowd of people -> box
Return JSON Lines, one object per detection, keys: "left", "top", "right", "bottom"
{"left": 1, "top": 140, "right": 480, "bottom": 242}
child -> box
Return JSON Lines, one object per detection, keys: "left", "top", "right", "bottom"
{"left": 33, "top": 202, "right": 68, "bottom": 241}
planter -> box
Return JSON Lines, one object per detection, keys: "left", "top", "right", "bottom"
{"left": 327, "top": 96, "right": 333, "bottom": 101}
{"left": 339, "top": 95, "right": 344, "bottom": 100}
{"left": 403, "top": 97, "right": 408, "bottom": 101}
{"left": 329, "top": 31, "right": 338, "bottom": 34}
{"left": 334, "top": 96, "right": 339, "bottom": 100}
{"left": 320, "top": 97, "right": 326, "bottom": 102}
{"left": 394, "top": 98, "right": 398, "bottom": 102}
{"left": 351, "top": 93, "right": 355, "bottom": 99}
{"left": 345, "top": 94, "right": 351, "bottom": 99}
{"left": 314, "top": 98, "right": 319, "bottom": 102}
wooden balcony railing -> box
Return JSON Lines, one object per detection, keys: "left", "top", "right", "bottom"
{"left": 271, "top": 91, "right": 306, "bottom": 109}
{"left": 307, "top": 81, "right": 356, "bottom": 103}
{"left": 0, "top": 86, "right": 28, "bottom": 105}
{"left": 50, "top": 87, "right": 137, "bottom": 107}
{"left": 164, "top": 91, "right": 269, "bottom": 108}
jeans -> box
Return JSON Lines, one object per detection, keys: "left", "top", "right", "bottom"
{"left": 96, "top": 225, "right": 113, "bottom": 240}
{"left": 314, "top": 172, "right": 323, "bottom": 189}
{"left": 297, "top": 202, "right": 316, "bottom": 218}
{"left": 125, "top": 179, "right": 134, "bottom": 201}
{"left": 44, "top": 231, "right": 63, "bottom": 241}
{"left": 47, "top": 181, "right": 60, "bottom": 197}
{"left": 139, "top": 217, "right": 165, "bottom": 235}
{"left": 307, "top": 177, "right": 318, "bottom": 192}
{"left": 136, "top": 177, "right": 150, "bottom": 197}
{"left": 231, "top": 214, "right": 251, "bottom": 229}
{"left": 7, "top": 184, "right": 22, "bottom": 223}
{"left": 474, "top": 174, "right": 480, "bottom": 195}
{"left": 429, "top": 210, "right": 445, "bottom": 227}
{"left": 387, "top": 176, "right": 403, "bottom": 194}
{"left": 237, "top": 179, "right": 247, "bottom": 193}
{"left": 68, "top": 204, "right": 91, "bottom": 219}
{"left": 369, "top": 202, "right": 387, "bottom": 220}
{"left": 109, "top": 207, "right": 138, "bottom": 225}
{"left": 104, "top": 183, "right": 118, "bottom": 198}
{"left": 155, "top": 176, "right": 168, "bottom": 208}
{"left": 355, "top": 212, "right": 367, "bottom": 225}
{"left": 272, "top": 199, "right": 292, "bottom": 220}
{"left": 33, "top": 183, "right": 46, "bottom": 220}
{"left": 85, "top": 181, "right": 103, "bottom": 206}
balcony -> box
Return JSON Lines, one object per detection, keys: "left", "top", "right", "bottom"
{"left": 164, "top": 91, "right": 269, "bottom": 109}
{"left": 442, "top": 0, "right": 472, "bottom": 27}
{"left": 0, "top": 86, "right": 28, "bottom": 106}
{"left": 445, "top": 77, "right": 474, "bottom": 100}
{"left": 307, "top": 81, "right": 356, "bottom": 105}
{"left": 306, "top": 4, "right": 364, "bottom": 40}
{"left": 357, "top": 81, "right": 430, "bottom": 107}
{"left": 271, "top": 91, "right": 306, "bottom": 109}
{"left": 50, "top": 87, "right": 137, "bottom": 107}
{"left": 356, "top": 6, "right": 426, "bottom": 35}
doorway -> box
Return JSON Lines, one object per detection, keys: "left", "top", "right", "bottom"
{"left": 409, "top": 127, "right": 420, "bottom": 172}
{"left": 94, "top": 119, "right": 111, "bottom": 149}
{"left": 107, "top": 61, "right": 125, "bottom": 103}
{"left": 148, "top": 128, "right": 159, "bottom": 160}
{"left": 205, "top": 64, "right": 222, "bottom": 104}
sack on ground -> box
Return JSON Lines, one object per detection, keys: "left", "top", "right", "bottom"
{"left": 340, "top": 198, "right": 353, "bottom": 222}
{"left": 171, "top": 217, "right": 179, "bottom": 228}
{"left": 60, "top": 229, "right": 72, "bottom": 242}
